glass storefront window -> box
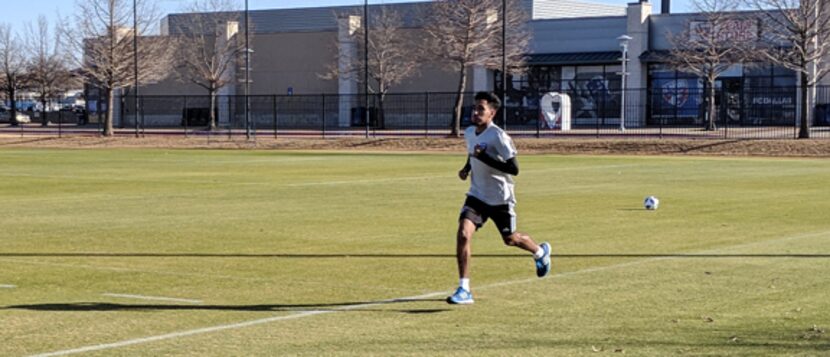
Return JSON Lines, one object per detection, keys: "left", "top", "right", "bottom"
{"left": 773, "top": 76, "right": 796, "bottom": 87}
{"left": 719, "top": 64, "right": 743, "bottom": 77}
{"left": 745, "top": 63, "right": 771, "bottom": 77}
{"left": 773, "top": 65, "right": 795, "bottom": 76}
{"left": 649, "top": 62, "right": 797, "bottom": 126}
{"left": 648, "top": 64, "right": 704, "bottom": 125}
{"left": 500, "top": 64, "right": 625, "bottom": 127}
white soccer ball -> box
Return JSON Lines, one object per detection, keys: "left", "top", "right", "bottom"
{"left": 644, "top": 196, "right": 660, "bottom": 210}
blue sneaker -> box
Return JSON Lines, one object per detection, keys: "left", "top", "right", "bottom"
{"left": 446, "top": 287, "right": 474, "bottom": 305}
{"left": 535, "top": 242, "right": 551, "bottom": 277}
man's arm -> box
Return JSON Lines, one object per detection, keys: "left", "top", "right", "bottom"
{"left": 458, "top": 156, "right": 471, "bottom": 180}
{"left": 473, "top": 148, "right": 519, "bottom": 176}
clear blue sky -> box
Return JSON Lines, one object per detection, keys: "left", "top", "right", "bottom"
{"left": 1, "top": 0, "right": 693, "bottom": 35}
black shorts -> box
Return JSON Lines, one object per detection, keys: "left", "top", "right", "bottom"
{"left": 459, "top": 195, "right": 516, "bottom": 237}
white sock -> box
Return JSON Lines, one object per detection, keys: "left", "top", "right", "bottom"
{"left": 459, "top": 278, "right": 470, "bottom": 291}
{"left": 533, "top": 247, "right": 545, "bottom": 260}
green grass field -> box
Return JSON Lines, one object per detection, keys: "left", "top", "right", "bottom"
{"left": 1, "top": 148, "right": 829, "bottom": 356}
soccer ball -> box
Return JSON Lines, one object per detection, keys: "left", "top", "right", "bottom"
{"left": 644, "top": 196, "right": 659, "bottom": 210}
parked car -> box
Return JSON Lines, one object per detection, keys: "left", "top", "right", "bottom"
{"left": 0, "top": 108, "right": 32, "bottom": 123}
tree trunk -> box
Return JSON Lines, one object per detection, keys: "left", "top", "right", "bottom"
{"left": 209, "top": 86, "right": 217, "bottom": 131}
{"left": 40, "top": 98, "right": 48, "bottom": 127}
{"left": 706, "top": 78, "right": 717, "bottom": 131}
{"left": 799, "top": 71, "right": 810, "bottom": 139}
{"left": 104, "top": 88, "right": 114, "bottom": 137}
{"left": 9, "top": 88, "right": 17, "bottom": 127}
{"left": 378, "top": 86, "right": 387, "bottom": 130}
{"left": 451, "top": 65, "right": 468, "bottom": 137}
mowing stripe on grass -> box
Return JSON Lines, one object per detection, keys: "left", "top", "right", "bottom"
{"left": 285, "top": 164, "right": 638, "bottom": 187}
{"left": 28, "top": 229, "right": 830, "bottom": 357}
{"left": 478, "top": 229, "right": 830, "bottom": 292}
{"left": 0, "top": 284, "right": 16, "bottom": 289}
{"left": 0, "top": 258, "right": 272, "bottom": 282}
{"left": 102, "top": 293, "right": 203, "bottom": 304}
{"left": 287, "top": 175, "right": 444, "bottom": 187}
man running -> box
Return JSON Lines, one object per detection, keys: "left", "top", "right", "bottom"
{"left": 447, "top": 91, "right": 551, "bottom": 305}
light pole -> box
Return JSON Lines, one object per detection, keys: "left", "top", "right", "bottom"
{"left": 501, "top": 0, "right": 507, "bottom": 130}
{"left": 617, "top": 34, "right": 631, "bottom": 132}
{"left": 134, "top": 0, "right": 139, "bottom": 138}
{"left": 244, "top": 0, "right": 252, "bottom": 140}
{"left": 364, "top": 0, "right": 370, "bottom": 138}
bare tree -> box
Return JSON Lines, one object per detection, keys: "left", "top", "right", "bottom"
{"left": 324, "top": 7, "right": 422, "bottom": 128}
{"left": 749, "top": 0, "right": 830, "bottom": 138}
{"left": 68, "top": 0, "right": 174, "bottom": 136}
{"left": 666, "top": 0, "right": 751, "bottom": 131}
{"left": 424, "top": 0, "right": 529, "bottom": 136}
{"left": 26, "top": 16, "right": 74, "bottom": 126}
{"left": 175, "top": 0, "right": 245, "bottom": 130}
{"left": 0, "top": 24, "right": 27, "bottom": 126}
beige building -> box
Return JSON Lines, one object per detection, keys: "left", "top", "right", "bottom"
{"left": 99, "top": 0, "right": 821, "bottom": 131}
{"left": 104, "top": 0, "right": 627, "bottom": 128}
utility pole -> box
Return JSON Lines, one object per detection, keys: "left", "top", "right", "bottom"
{"left": 502, "top": 0, "right": 507, "bottom": 130}
{"left": 364, "top": 0, "right": 370, "bottom": 138}
{"left": 134, "top": 0, "right": 139, "bottom": 137}
{"left": 245, "top": 0, "right": 252, "bottom": 140}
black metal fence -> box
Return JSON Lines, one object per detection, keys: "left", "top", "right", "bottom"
{"left": 4, "top": 86, "right": 830, "bottom": 139}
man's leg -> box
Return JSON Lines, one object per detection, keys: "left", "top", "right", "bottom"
{"left": 503, "top": 232, "right": 552, "bottom": 277}
{"left": 502, "top": 232, "right": 539, "bottom": 253}
{"left": 494, "top": 203, "right": 552, "bottom": 278}
{"left": 456, "top": 218, "right": 477, "bottom": 280}
{"left": 448, "top": 218, "right": 477, "bottom": 305}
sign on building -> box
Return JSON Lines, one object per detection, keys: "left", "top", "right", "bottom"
{"left": 689, "top": 19, "right": 759, "bottom": 43}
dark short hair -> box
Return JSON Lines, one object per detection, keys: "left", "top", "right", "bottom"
{"left": 475, "top": 92, "right": 501, "bottom": 111}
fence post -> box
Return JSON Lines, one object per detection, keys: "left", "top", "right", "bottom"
{"left": 600, "top": 90, "right": 606, "bottom": 127}
{"left": 58, "top": 109, "right": 62, "bottom": 138}
{"left": 372, "top": 94, "right": 377, "bottom": 138}
{"left": 536, "top": 101, "right": 541, "bottom": 138}
{"left": 251, "top": 96, "right": 257, "bottom": 140}
{"left": 322, "top": 94, "right": 327, "bottom": 139}
{"left": 273, "top": 94, "right": 278, "bottom": 139}
{"left": 794, "top": 85, "right": 800, "bottom": 139}
{"left": 658, "top": 88, "right": 663, "bottom": 139}
{"left": 424, "top": 92, "right": 429, "bottom": 138}
{"left": 723, "top": 89, "right": 728, "bottom": 139}
{"left": 228, "top": 96, "right": 233, "bottom": 140}
{"left": 98, "top": 99, "right": 102, "bottom": 136}
{"left": 140, "top": 96, "right": 145, "bottom": 137}
{"left": 595, "top": 95, "right": 601, "bottom": 139}
{"left": 720, "top": 89, "right": 728, "bottom": 139}
{"left": 119, "top": 95, "right": 125, "bottom": 129}
{"left": 183, "top": 95, "right": 188, "bottom": 137}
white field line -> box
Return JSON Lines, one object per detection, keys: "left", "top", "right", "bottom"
{"left": 0, "top": 284, "right": 16, "bottom": 288}
{"left": 28, "top": 291, "right": 445, "bottom": 357}
{"left": 102, "top": 293, "right": 202, "bottom": 304}
{"left": 28, "top": 229, "right": 830, "bottom": 357}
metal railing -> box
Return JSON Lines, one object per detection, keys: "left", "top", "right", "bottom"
{"left": 3, "top": 86, "right": 830, "bottom": 139}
